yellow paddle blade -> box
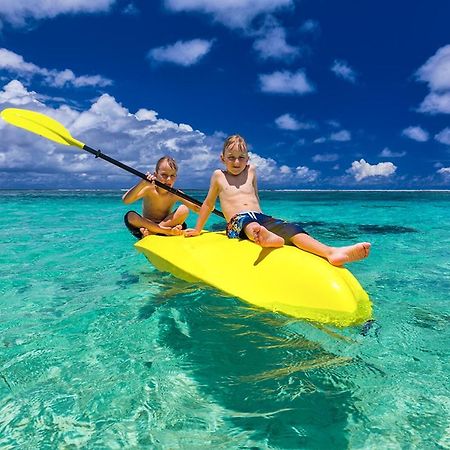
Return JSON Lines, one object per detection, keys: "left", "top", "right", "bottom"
{"left": 1, "top": 108, "right": 85, "bottom": 149}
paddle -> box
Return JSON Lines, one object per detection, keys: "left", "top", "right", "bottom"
{"left": 1, "top": 108, "right": 224, "bottom": 218}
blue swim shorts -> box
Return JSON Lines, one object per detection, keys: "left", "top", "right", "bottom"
{"left": 226, "top": 211, "right": 308, "bottom": 245}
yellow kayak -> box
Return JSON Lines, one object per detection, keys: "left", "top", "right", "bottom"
{"left": 134, "top": 231, "right": 372, "bottom": 327}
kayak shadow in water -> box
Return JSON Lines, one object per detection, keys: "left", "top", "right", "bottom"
{"left": 142, "top": 290, "right": 373, "bottom": 449}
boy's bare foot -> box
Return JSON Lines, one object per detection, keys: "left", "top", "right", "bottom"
{"left": 328, "top": 242, "right": 371, "bottom": 266}
{"left": 249, "top": 224, "right": 284, "bottom": 248}
{"left": 160, "top": 224, "right": 184, "bottom": 236}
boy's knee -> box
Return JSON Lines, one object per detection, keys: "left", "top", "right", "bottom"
{"left": 177, "top": 204, "right": 189, "bottom": 218}
{"left": 126, "top": 211, "right": 141, "bottom": 226}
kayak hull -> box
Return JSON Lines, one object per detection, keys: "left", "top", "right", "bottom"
{"left": 134, "top": 231, "right": 372, "bottom": 327}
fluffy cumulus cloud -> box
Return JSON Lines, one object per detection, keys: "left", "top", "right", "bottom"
{"left": 435, "top": 127, "right": 450, "bottom": 145}
{"left": 416, "top": 45, "right": 450, "bottom": 114}
{"left": 330, "top": 60, "right": 357, "bottom": 83}
{"left": 164, "top": 0, "right": 293, "bottom": 29}
{"left": 0, "top": 80, "right": 218, "bottom": 188}
{"left": 247, "top": 152, "right": 318, "bottom": 184}
{"left": 250, "top": 157, "right": 318, "bottom": 182}
{"left": 147, "top": 39, "right": 214, "bottom": 67}
{"left": 274, "top": 113, "right": 315, "bottom": 131}
{"left": 296, "top": 166, "right": 319, "bottom": 181}
{"left": 0, "top": 0, "right": 115, "bottom": 27}
{"left": 0, "top": 48, "right": 112, "bottom": 88}
{"left": 346, "top": 159, "right": 397, "bottom": 182}
{"left": 401, "top": 125, "right": 429, "bottom": 142}
{"left": 0, "top": 80, "right": 304, "bottom": 188}
{"left": 259, "top": 70, "right": 315, "bottom": 95}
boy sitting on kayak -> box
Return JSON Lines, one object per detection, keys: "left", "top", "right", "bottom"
{"left": 185, "top": 135, "right": 371, "bottom": 266}
{"left": 123, "top": 156, "right": 199, "bottom": 238}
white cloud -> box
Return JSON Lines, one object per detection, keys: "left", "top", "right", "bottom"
{"left": 330, "top": 60, "right": 356, "bottom": 83}
{"left": 416, "top": 45, "right": 450, "bottom": 114}
{"left": 330, "top": 130, "right": 351, "bottom": 141}
{"left": 379, "top": 147, "right": 406, "bottom": 158}
{"left": 248, "top": 152, "right": 307, "bottom": 183}
{"left": 253, "top": 22, "right": 299, "bottom": 61}
{"left": 296, "top": 165, "right": 319, "bottom": 181}
{"left": 416, "top": 45, "right": 450, "bottom": 92}
{"left": 312, "top": 153, "right": 339, "bottom": 162}
{"left": 313, "top": 130, "right": 350, "bottom": 144}
{"left": 147, "top": 39, "right": 213, "bottom": 67}
{"left": 0, "top": 80, "right": 217, "bottom": 187}
{"left": 0, "top": 48, "right": 112, "bottom": 88}
{"left": 401, "top": 126, "right": 429, "bottom": 142}
{"left": 0, "top": 79, "right": 303, "bottom": 188}
{"left": 164, "top": 0, "right": 293, "bottom": 28}
{"left": 418, "top": 92, "right": 450, "bottom": 114}
{"left": 0, "top": 79, "right": 41, "bottom": 105}
{"left": 280, "top": 165, "right": 291, "bottom": 174}
{"left": 346, "top": 159, "right": 397, "bottom": 181}
{"left": 275, "top": 113, "right": 315, "bottom": 131}
{"left": 0, "top": 0, "right": 115, "bottom": 27}
{"left": 435, "top": 127, "right": 450, "bottom": 145}
{"left": 437, "top": 167, "right": 450, "bottom": 177}
{"left": 259, "top": 69, "right": 315, "bottom": 95}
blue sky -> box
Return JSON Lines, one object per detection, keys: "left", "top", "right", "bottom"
{"left": 1, "top": 0, "right": 450, "bottom": 189}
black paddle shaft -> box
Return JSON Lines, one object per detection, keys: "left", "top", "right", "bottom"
{"left": 82, "top": 144, "right": 224, "bottom": 218}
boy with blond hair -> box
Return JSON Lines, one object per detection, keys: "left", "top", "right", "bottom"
{"left": 185, "top": 135, "right": 370, "bottom": 266}
{"left": 123, "top": 156, "right": 199, "bottom": 238}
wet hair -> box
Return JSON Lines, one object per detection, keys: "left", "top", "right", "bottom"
{"left": 222, "top": 135, "right": 248, "bottom": 155}
{"left": 155, "top": 156, "right": 178, "bottom": 173}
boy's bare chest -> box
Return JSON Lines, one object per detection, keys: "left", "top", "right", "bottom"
{"left": 220, "top": 178, "right": 254, "bottom": 196}
{"left": 142, "top": 191, "right": 174, "bottom": 216}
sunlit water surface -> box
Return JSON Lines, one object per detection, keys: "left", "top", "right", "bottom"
{"left": 1, "top": 190, "right": 449, "bottom": 449}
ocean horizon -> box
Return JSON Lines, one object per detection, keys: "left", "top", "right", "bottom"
{"left": 2, "top": 188, "right": 450, "bottom": 192}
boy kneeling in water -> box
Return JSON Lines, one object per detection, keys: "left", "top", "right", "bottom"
{"left": 185, "top": 135, "right": 371, "bottom": 266}
{"left": 123, "top": 156, "right": 199, "bottom": 238}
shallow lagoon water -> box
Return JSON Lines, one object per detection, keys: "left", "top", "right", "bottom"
{"left": 1, "top": 190, "right": 449, "bottom": 449}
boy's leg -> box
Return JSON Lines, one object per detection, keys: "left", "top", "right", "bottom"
{"left": 291, "top": 233, "right": 371, "bottom": 266}
{"left": 159, "top": 204, "right": 189, "bottom": 228}
{"left": 244, "top": 222, "right": 284, "bottom": 248}
{"left": 126, "top": 211, "right": 183, "bottom": 236}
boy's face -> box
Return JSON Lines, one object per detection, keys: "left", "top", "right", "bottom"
{"left": 155, "top": 161, "right": 177, "bottom": 187}
{"left": 221, "top": 145, "right": 249, "bottom": 175}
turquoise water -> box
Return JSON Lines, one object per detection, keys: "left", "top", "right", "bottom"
{"left": 1, "top": 190, "right": 449, "bottom": 449}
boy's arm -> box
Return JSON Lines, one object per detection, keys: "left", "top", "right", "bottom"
{"left": 122, "top": 174, "right": 153, "bottom": 204}
{"left": 185, "top": 171, "right": 221, "bottom": 236}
